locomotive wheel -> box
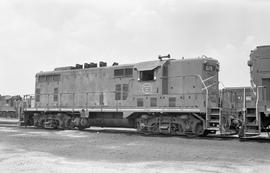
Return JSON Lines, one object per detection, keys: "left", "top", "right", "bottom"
{"left": 171, "top": 124, "right": 184, "bottom": 135}
{"left": 139, "top": 123, "right": 152, "bottom": 135}
{"left": 78, "top": 125, "right": 85, "bottom": 130}
{"left": 194, "top": 123, "right": 203, "bottom": 136}
{"left": 238, "top": 125, "right": 245, "bottom": 138}
{"left": 37, "top": 119, "right": 45, "bottom": 128}
{"left": 64, "top": 118, "right": 74, "bottom": 130}
{"left": 140, "top": 123, "right": 158, "bottom": 135}
{"left": 202, "top": 130, "right": 210, "bottom": 136}
{"left": 150, "top": 123, "right": 159, "bottom": 134}
{"left": 54, "top": 119, "right": 60, "bottom": 129}
{"left": 80, "top": 118, "right": 89, "bottom": 128}
{"left": 137, "top": 122, "right": 150, "bottom": 135}
{"left": 73, "top": 117, "right": 81, "bottom": 127}
{"left": 55, "top": 119, "right": 64, "bottom": 129}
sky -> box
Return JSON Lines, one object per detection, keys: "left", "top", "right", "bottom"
{"left": 0, "top": 0, "right": 270, "bottom": 95}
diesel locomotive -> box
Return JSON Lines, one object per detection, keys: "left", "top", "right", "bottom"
{"left": 246, "top": 45, "right": 270, "bottom": 136}
{"left": 21, "top": 55, "right": 221, "bottom": 136}
{"left": 20, "top": 45, "right": 270, "bottom": 138}
{"left": 0, "top": 95, "right": 22, "bottom": 118}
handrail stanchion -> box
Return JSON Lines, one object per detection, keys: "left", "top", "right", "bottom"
{"left": 59, "top": 93, "right": 62, "bottom": 111}
{"left": 243, "top": 88, "right": 246, "bottom": 126}
{"left": 86, "top": 92, "right": 89, "bottom": 113}
{"left": 256, "top": 86, "right": 264, "bottom": 133}
{"left": 197, "top": 75, "right": 209, "bottom": 129}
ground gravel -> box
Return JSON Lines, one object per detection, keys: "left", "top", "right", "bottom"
{"left": 0, "top": 125, "right": 270, "bottom": 173}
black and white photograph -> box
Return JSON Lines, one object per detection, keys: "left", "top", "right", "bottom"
{"left": 0, "top": 0, "right": 270, "bottom": 172}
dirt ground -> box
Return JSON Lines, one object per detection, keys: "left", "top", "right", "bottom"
{"left": 0, "top": 123, "right": 270, "bottom": 173}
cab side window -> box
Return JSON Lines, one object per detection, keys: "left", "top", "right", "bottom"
{"left": 140, "top": 70, "right": 155, "bottom": 81}
{"left": 204, "top": 64, "right": 215, "bottom": 72}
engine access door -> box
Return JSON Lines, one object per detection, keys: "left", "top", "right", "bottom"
{"left": 161, "top": 61, "right": 169, "bottom": 94}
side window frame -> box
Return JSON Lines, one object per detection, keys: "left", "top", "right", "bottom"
{"left": 139, "top": 69, "right": 156, "bottom": 81}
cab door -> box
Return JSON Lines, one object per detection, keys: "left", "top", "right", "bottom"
{"left": 262, "top": 78, "right": 270, "bottom": 110}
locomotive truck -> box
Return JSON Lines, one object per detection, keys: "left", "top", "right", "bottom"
{"left": 21, "top": 55, "right": 221, "bottom": 136}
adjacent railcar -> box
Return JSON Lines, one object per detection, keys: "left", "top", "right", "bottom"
{"left": 220, "top": 87, "right": 256, "bottom": 134}
{"left": 22, "top": 55, "right": 220, "bottom": 136}
{"left": 0, "top": 95, "right": 22, "bottom": 118}
{"left": 246, "top": 45, "right": 270, "bottom": 135}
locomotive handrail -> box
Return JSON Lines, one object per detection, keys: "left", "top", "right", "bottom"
{"left": 202, "top": 74, "right": 217, "bottom": 83}
{"left": 24, "top": 74, "right": 218, "bottom": 117}
{"left": 27, "top": 92, "right": 215, "bottom": 110}
{"left": 243, "top": 88, "right": 246, "bottom": 137}
{"left": 22, "top": 94, "right": 35, "bottom": 109}
{"left": 196, "top": 75, "right": 209, "bottom": 124}
{"left": 197, "top": 74, "right": 218, "bottom": 129}
{"left": 34, "top": 91, "right": 213, "bottom": 97}
{"left": 250, "top": 79, "right": 256, "bottom": 96}
{"left": 203, "top": 82, "right": 218, "bottom": 91}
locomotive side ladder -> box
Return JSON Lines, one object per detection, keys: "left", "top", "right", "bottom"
{"left": 199, "top": 74, "right": 221, "bottom": 131}
{"left": 241, "top": 87, "right": 261, "bottom": 137}
{"left": 208, "top": 107, "right": 221, "bottom": 131}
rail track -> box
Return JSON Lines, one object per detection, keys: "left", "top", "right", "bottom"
{"left": 1, "top": 118, "right": 269, "bottom": 142}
